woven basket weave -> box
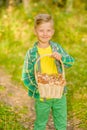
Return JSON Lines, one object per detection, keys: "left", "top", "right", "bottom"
{"left": 34, "top": 54, "right": 66, "bottom": 98}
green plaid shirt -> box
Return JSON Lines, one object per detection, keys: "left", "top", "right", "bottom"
{"left": 22, "top": 41, "right": 74, "bottom": 99}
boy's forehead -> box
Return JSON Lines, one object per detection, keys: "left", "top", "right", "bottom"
{"left": 37, "top": 22, "right": 54, "bottom": 28}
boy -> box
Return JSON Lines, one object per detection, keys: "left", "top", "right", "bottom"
{"left": 22, "top": 14, "right": 74, "bottom": 130}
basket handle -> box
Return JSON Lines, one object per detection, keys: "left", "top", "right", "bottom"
{"left": 34, "top": 54, "right": 65, "bottom": 84}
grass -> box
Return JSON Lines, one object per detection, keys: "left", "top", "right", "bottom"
{"left": 0, "top": 103, "right": 27, "bottom": 130}
{"left": 0, "top": 85, "right": 6, "bottom": 91}
{"left": 0, "top": 2, "right": 87, "bottom": 129}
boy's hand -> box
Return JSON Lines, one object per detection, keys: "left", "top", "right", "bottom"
{"left": 51, "top": 52, "right": 62, "bottom": 61}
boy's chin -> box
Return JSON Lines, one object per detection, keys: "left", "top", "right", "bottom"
{"left": 40, "top": 39, "right": 50, "bottom": 43}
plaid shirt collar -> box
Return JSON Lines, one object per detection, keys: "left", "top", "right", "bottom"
{"left": 32, "top": 40, "right": 59, "bottom": 53}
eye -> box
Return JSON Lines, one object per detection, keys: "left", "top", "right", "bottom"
{"left": 47, "top": 29, "right": 51, "bottom": 32}
{"left": 39, "top": 29, "right": 43, "bottom": 32}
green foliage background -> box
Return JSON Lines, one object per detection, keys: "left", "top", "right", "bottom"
{"left": 0, "top": 1, "right": 87, "bottom": 129}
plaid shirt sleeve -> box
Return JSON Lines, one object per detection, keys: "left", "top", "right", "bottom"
{"left": 22, "top": 50, "right": 37, "bottom": 92}
{"left": 57, "top": 44, "right": 75, "bottom": 67}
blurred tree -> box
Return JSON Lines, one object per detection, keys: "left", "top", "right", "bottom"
{"left": 0, "top": 0, "right": 22, "bottom": 7}
{"left": 0, "top": 0, "right": 7, "bottom": 7}
{"left": 53, "top": 0, "right": 66, "bottom": 8}
{"left": 16, "top": 0, "right": 22, "bottom": 5}
{"left": 7, "top": 0, "right": 14, "bottom": 12}
{"left": 22, "top": 0, "right": 30, "bottom": 13}
{"left": 7, "top": 0, "right": 22, "bottom": 7}
{"left": 0, "top": 0, "right": 3, "bottom": 6}
{"left": 66, "top": 0, "right": 74, "bottom": 12}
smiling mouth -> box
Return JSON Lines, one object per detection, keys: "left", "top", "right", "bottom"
{"left": 42, "top": 37, "right": 49, "bottom": 38}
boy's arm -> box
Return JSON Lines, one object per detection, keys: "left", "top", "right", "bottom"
{"left": 58, "top": 44, "right": 75, "bottom": 67}
{"left": 22, "top": 51, "right": 37, "bottom": 92}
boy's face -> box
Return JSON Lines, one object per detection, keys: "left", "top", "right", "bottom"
{"left": 34, "top": 22, "right": 54, "bottom": 44}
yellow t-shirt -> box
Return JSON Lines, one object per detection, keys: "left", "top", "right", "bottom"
{"left": 38, "top": 45, "right": 58, "bottom": 75}
{"left": 38, "top": 45, "right": 58, "bottom": 101}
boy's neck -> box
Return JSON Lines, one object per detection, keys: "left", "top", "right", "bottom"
{"left": 37, "top": 41, "right": 50, "bottom": 48}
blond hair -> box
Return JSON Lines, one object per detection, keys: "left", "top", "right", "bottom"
{"left": 34, "top": 14, "right": 54, "bottom": 28}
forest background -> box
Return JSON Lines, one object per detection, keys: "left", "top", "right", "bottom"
{"left": 0, "top": 0, "right": 87, "bottom": 129}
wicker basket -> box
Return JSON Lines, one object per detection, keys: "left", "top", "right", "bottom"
{"left": 34, "top": 54, "right": 66, "bottom": 99}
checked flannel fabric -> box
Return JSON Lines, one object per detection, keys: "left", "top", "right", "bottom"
{"left": 22, "top": 41, "right": 74, "bottom": 99}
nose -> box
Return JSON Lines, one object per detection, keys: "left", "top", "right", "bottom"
{"left": 43, "top": 31, "right": 47, "bottom": 36}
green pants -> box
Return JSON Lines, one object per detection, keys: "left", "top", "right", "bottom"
{"left": 34, "top": 95, "right": 67, "bottom": 130}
